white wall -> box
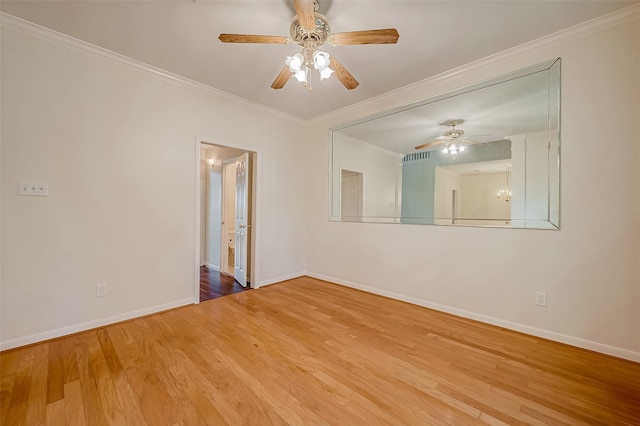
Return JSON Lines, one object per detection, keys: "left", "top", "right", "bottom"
{"left": 331, "top": 133, "right": 402, "bottom": 218}
{"left": 434, "top": 168, "right": 511, "bottom": 225}
{"left": 0, "top": 23, "right": 307, "bottom": 348}
{"left": 510, "top": 134, "right": 526, "bottom": 223}
{"left": 460, "top": 173, "right": 511, "bottom": 223}
{"left": 305, "top": 12, "right": 640, "bottom": 360}
{"left": 510, "top": 131, "right": 553, "bottom": 224}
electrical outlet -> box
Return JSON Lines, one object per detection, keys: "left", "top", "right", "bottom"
{"left": 535, "top": 291, "right": 548, "bottom": 307}
{"left": 18, "top": 180, "right": 49, "bottom": 197}
{"left": 96, "top": 283, "right": 108, "bottom": 298}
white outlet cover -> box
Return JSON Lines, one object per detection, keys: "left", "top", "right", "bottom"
{"left": 96, "top": 283, "right": 108, "bottom": 297}
{"left": 536, "top": 291, "right": 548, "bottom": 307}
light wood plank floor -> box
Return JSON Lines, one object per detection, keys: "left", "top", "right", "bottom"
{"left": 2, "top": 276, "right": 639, "bottom": 425}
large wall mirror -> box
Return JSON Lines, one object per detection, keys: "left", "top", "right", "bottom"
{"left": 330, "top": 58, "right": 560, "bottom": 229}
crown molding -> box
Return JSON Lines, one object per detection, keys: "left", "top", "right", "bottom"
{"left": 312, "top": 2, "right": 640, "bottom": 125}
{"left": 2, "top": 3, "right": 639, "bottom": 125}
{"left": 0, "top": 12, "right": 300, "bottom": 123}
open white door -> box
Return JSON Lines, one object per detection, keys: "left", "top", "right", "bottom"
{"left": 234, "top": 153, "right": 249, "bottom": 287}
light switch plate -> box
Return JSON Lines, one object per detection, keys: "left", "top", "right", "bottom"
{"left": 18, "top": 180, "right": 49, "bottom": 197}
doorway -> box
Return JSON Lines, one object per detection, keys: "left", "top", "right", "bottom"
{"left": 197, "top": 142, "right": 256, "bottom": 302}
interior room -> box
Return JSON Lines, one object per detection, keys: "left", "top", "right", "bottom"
{"left": 1, "top": 0, "right": 639, "bottom": 423}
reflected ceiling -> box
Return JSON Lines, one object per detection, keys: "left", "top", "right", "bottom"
{"left": 334, "top": 68, "right": 550, "bottom": 155}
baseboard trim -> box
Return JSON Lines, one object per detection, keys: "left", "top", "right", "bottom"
{"left": 305, "top": 272, "right": 640, "bottom": 363}
{"left": 203, "top": 263, "right": 220, "bottom": 272}
{"left": 5, "top": 273, "right": 638, "bottom": 362}
{"left": 257, "top": 271, "right": 306, "bottom": 288}
{"left": 0, "top": 297, "right": 194, "bottom": 351}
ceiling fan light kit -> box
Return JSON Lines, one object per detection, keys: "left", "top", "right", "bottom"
{"left": 218, "top": 0, "right": 399, "bottom": 91}
{"left": 441, "top": 120, "right": 466, "bottom": 155}
{"left": 442, "top": 144, "right": 465, "bottom": 155}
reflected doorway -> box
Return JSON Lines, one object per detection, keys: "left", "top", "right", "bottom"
{"left": 341, "top": 169, "right": 363, "bottom": 221}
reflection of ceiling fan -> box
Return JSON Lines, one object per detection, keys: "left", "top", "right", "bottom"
{"left": 414, "top": 119, "right": 482, "bottom": 154}
{"left": 218, "top": 0, "right": 399, "bottom": 90}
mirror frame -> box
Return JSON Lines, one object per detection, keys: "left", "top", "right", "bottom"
{"left": 329, "top": 58, "right": 561, "bottom": 229}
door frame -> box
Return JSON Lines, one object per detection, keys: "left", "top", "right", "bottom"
{"left": 194, "top": 137, "right": 259, "bottom": 303}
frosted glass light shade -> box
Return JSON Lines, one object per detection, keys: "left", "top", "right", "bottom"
{"left": 313, "top": 51, "right": 330, "bottom": 69}
{"left": 320, "top": 67, "right": 334, "bottom": 80}
{"left": 294, "top": 68, "right": 308, "bottom": 83}
{"left": 286, "top": 53, "right": 304, "bottom": 72}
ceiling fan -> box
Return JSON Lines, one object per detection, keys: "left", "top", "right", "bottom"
{"left": 218, "top": 0, "right": 399, "bottom": 90}
{"left": 414, "top": 120, "right": 483, "bottom": 155}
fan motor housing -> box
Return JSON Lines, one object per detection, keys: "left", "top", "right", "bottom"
{"left": 290, "top": 13, "right": 331, "bottom": 46}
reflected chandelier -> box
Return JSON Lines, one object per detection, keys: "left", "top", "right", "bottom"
{"left": 497, "top": 166, "right": 512, "bottom": 202}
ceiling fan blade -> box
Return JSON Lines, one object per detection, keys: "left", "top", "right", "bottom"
{"left": 329, "top": 29, "right": 399, "bottom": 46}
{"left": 219, "top": 34, "right": 290, "bottom": 44}
{"left": 329, "top": 56, "right": 359, "bottom": 90}
{"left": 415, "top": 140, "right": 444, "bottom": 150}
{"left": 271, "top": 66, "right": 291, "bottom": 90}
{"left": 293, "top": 0, "right": 316, "bottom": 30}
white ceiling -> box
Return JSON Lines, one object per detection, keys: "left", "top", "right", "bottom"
{"left": 1, "top": 0, "right": 637, "bottom": 119}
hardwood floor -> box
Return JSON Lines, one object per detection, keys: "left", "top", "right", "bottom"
{"left": 199, "top": 265, "right": 250, "bottom": 302}
{"left": 2, "top": 276, "right": 639, "bottom": 425}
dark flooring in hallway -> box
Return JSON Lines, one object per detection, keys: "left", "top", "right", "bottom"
{"left": 199, "top": 265, "right": 251, "bottom": 302}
